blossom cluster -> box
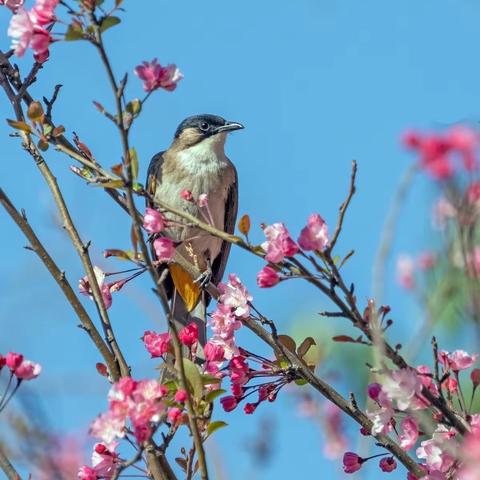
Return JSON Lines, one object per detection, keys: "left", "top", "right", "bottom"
{"left": 257, "top": 213, "right": 329, "bottom": 287}
{"left": 344, "top": 349, "right": 480, "bottom": 478}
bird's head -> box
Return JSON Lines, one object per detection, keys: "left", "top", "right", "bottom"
{"left": 172, "top": 114, "right": 244, "bottom": 151}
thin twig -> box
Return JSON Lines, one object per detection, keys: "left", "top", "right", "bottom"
{"left": 0, "top": 444, "right": 22, "bottom": 480}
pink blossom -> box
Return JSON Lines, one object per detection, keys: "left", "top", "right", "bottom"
{"left": 134, "top": 59, "right": 183, "bottom": 92}
{"left": 416, "top": 425, "right": 457, "bottom": 474}
{"left": 399, "top": 416, "right": 419, "bottom": 450}
{"left": 153, "top": 237, "right": 175, "bottom": 261}
{"left": 5, "top": 352, "right": 23, "bottom": 371}
{"left": 382, "top": 369, "right": 422, "bottom": 410}
{"left": 379, "top": 457, "right": 397, "bottom": 472}
{"left": 220, "top": 395, "right": 238, "bottom": 412}
{"left": 179, "top": 322, "right": 198, "bottom": 346}
{"left": 15, "top": 359, "right": 41, "bottom": 380}
{"left": 174, "top": 389, "right": 187, "bottom": 403}
{"left": 90, "top": 411, "right": 126, "bottom": 446}
{"left": 396, "top": 254, "right": 415, "bottom": 289}
{"left": 439, "top": 350, "right": 478, "bottom": 371}
{"left": 167, "top": 407, "right": 182, "bottom": 424}
{"left": 244, "top": 403, "right": 256, "bottom": 414}
{"left": 459, "top": 429, "right": 480, "bottom": 479}
{"left": 228, "top": 355, "right": 249, "bottom": 386}
{"left": 209, "top": 304, "right": 242, "bottom": 340}
{"left": 342, "top": 452, "right": 363, "bottom": 474}
{"left": 143, "top": 208, "right": 166, "bottom": 234}
{"left": 78, "top": 466, "right": 98, "bottom": 480}
{"left": 0, "top": 355, "right": 5, "bottom": 369}
{"left": 204, "top": 342, "right": 225, "bottom": 362}
{"left": 261, "top": 222, "right": 299, "bottom": 263}
{"left": 403, "top": 127, "right": 478, "bottom": 179}
{"left": 256, "top": 265, "right": 280, "bottom": 288}
{"left": 298, "top": 213, "right": 329, "bottom": 251}
{"left": 367, "top": 406, "right": 394, "bottom": 434}
{"left": 78, "top": 266, "right": 113, "bottom": 309}
{"left": 8, "top": 0, "right": 58, "bottom": 62}
{"left": 1, "top": 0, "right": 24, "bottom": 12}
{"left": 218, "top": 274, "right": 252, "bottom": 318}
{"left": 142, "top": 330, "right": 171, "bottom": 358}
{"left": 91, "top": 443, "right": 119, "bottom": 478}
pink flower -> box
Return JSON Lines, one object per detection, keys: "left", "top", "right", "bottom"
{"left": 174, "top": 389, "right": 187, "bottom": 403}
{"left": 8, "top": 8, "right": 33, "bottom": 56}
{"left": 167, "top": 407, "right": 182, "bottom": 424}
{"left": 416, "top": 425, "right": 457, "bottom": 474}
{"left": 396, "top": 254, "right": 415, "bottom": 289}
{"left": 209, "top": 304, "right": 241, "bottom": 340}
{"left": 153, "top": 237, "right": 175, "bottom": 261}
{"left": 262, "top": 222, "right": 299, "bottom": 263}
{"left": 78, "top": 466, "right": 98, "bottom": 480}
{"left": 367, "top": 406, "right": 394, "bottom": 435}
{"left": 78, "top": 266, "right": 113, "bottom": 309}
{"left": 180, "top": 189, "right": 193, "bottom": 201}
{"left": 220, "top": 395, "right": 238, "bottom": 412}
{"left": 382, "top": 369, "right": 422, "bottom": 410}
{"left": 91, "top": 443, "right": 119, "bottom": 478}
{"left": 256, "top": 265, "right": 280, "bottom": 288}
{"left": 204, "top": 342, "right": 225, "bottom": 362}
{"left": 218, "top": 274, "right": 252, "bottom": 318}
{"left": 403, "top": 127, "right": 478, "bottom": 179}
{"left": 342, "top": 452, "right": 363, "bottom": 474}
{"left": 418, "top": 251, "right": 436, "bottom": 270}
{"left": 179, "top": 322, "right": 198, "bottom": 346}
{"left": 134, "top": 59, "right": 183, "bottom": 92}
{"left": 379, "top": 457, "right": 397, "bottom": 473}
{"left": 399, "top": 416, "right": 419, "bottom": 450}
{"left": 15, "top": 359, "right": 41, "bottom": 380}
{"left": 142, "top": 331, "right": 171, "bottom": 358}
{"left": 1, "top": 0, "right": 24, "bottom": 12}
{"left": 5, "top": 352, "right": 23, "bottom": 371}
{"left": 298, "top": 214, "right": 329, "bottom": 251}
{"left": 143, "top": 208, "right": 166, "bottom": 234}
{"left": 90, "top": 411, "right": 125, "bottom": 445}
{"left": 439, "top": 350, "right": 478, "bottom": 371}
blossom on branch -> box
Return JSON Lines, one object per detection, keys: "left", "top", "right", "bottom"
{"left": 261, "top": 222, "right": 299, "bottom": 263}
{"left": 298, "top": 213, "right": 329, "bottom": 251}
{"left": 134, "top": 59, "right": 183, "bottom": 92}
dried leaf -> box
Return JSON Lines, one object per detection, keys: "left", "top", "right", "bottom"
{"left": 297, "top": 337, "right": 316, "bottom": 358}
{"left": 238, "top": 214, "right": 251, "bottom": 236}
{"left": 278, "top": 334, "right": 297, "bottom": 353}
{"left": 6, "top": 119, "right": 32, "bottom": 133}
{"left": 174, "top": 457, "right": 187, "bottom": 472}
{"left": 27, "top": 101, "right": 44, "bottom": 123}
{"left": 332, "top": 335, "right": 356, "bottom": 343}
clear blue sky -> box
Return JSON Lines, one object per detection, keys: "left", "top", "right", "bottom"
{"left": 1, "top": 1, "right": 480, "bottom": 478}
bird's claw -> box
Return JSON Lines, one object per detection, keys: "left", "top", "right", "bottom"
{"left": 194, "top": 268, "right": 212, "bottom": 289}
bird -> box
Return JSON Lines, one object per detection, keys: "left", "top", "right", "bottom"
{"left": 146, "top": 114, "right": 244, "bottom": 352}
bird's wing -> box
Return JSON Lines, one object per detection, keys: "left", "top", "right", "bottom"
{"left": 211, "top": 166, "right": 239, "bottom": 286}
{"left": 146, "top": 151, "right": 165, "bottom": 206}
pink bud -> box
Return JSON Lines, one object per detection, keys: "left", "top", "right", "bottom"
{"left": 379, "top": 457, "right": 397, "bottom": 473}
{"left": 174, "top": 389, "right": 188, "bottom": 403}
{"left": 367, "top": 382, "right": 382, "bottom": 401}
{"left": 78, "top": 466, "right": 98, "bottom": 480}
{"left": 0, "top": 355, "right": 5, "bottom": 369}
{"left": 471, "top": 368, "right": 480, "bottom": 386}
{"left": 180, "top": 189, "right": 193, "bottom": 201}
{"left": 143, "top": 208, "right": 167, "bottom": 234}
{"left": 142, "top": 330, "right": 171, "bottom": 357}
{"left": 6, "top": 352, "right": 23, "bottom": 371}
{"left": 153, "top": 237, "right": 175, "bottom": 261}
{"left": 179, "top": 322, "right": 198, "bottom": 347}
{"left": 298, "top": 213, "right": 329, "bottom": 251}
{"left": 244, "top": 403, "right": 256, "bottom": 414}
{"left": 342, "top": 452, "right": 363, "bottom": 473}
{"left": 220, "top": 395, "right": 238, "bottom": 412}
{"left": 231, "top": 383, "right": 244, "bottom": 398}
{"left": 256, "top": 265, "right": 280, "bottom": 288}
{"left": 204, "top": 342, "right": 225, "bottom": 362}
{"left": 167, "top": 407, "right": 182, "bottom": 424}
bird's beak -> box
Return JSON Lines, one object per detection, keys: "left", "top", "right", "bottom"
{"left": 214, "top": 121, "right": 245, "bottom": 134}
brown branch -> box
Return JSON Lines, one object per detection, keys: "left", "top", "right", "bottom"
{"left": 0, "top": 444, "right": 22, "bottom": 480}
{"left": 0, "top": 187, "right": 118, "bottom": 378}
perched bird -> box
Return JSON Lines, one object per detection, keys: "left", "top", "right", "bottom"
{"left": 146, "top": 114, "right": 244, "bottom": 350}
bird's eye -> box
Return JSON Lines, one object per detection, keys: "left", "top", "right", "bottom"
{"left": 199, "top": 121, "right": 209, "bottom": 131}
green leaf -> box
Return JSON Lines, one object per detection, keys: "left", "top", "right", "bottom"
{"left": 96, "top": 179, "right": 124, "bottom": 189}
{"left": 207, "top": 420, "right": 227, "bottom": 437}
{"left": 201, "top": 374, "right": 222, "bottom": 385}
{"left": 6, "top": 119, "right": 32, "bottom": 133}
{"left": 129, "top": 147, "right": 138, "bottom": 180}
{"left": 295, "top": 378, "right": 308, "bottom": 386}
{"left": 204, "top": 389, "right": 226, "bottom": 403}
{"left": 65, "top": 23, "right": 84, "bottom": 41}
{"left": 179, "top": 358, "right": 203, "bottom": 399}
{"left": 126, "top": 99, "right": 142, "bottom": 117}
{"left": 100, "top": 16, "right": 121, "bottom": 33}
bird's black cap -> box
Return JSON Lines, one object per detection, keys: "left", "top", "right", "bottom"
{"left": 174, "top": 114, "right": 244, "bottom": 138}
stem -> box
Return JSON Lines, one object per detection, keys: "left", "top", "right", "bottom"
{"left": 0, "top": 444, "right": 22, "bottom": 480}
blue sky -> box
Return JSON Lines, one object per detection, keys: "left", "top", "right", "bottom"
{"left": 1, "top": 0, "right": 480, "bottom": 478}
